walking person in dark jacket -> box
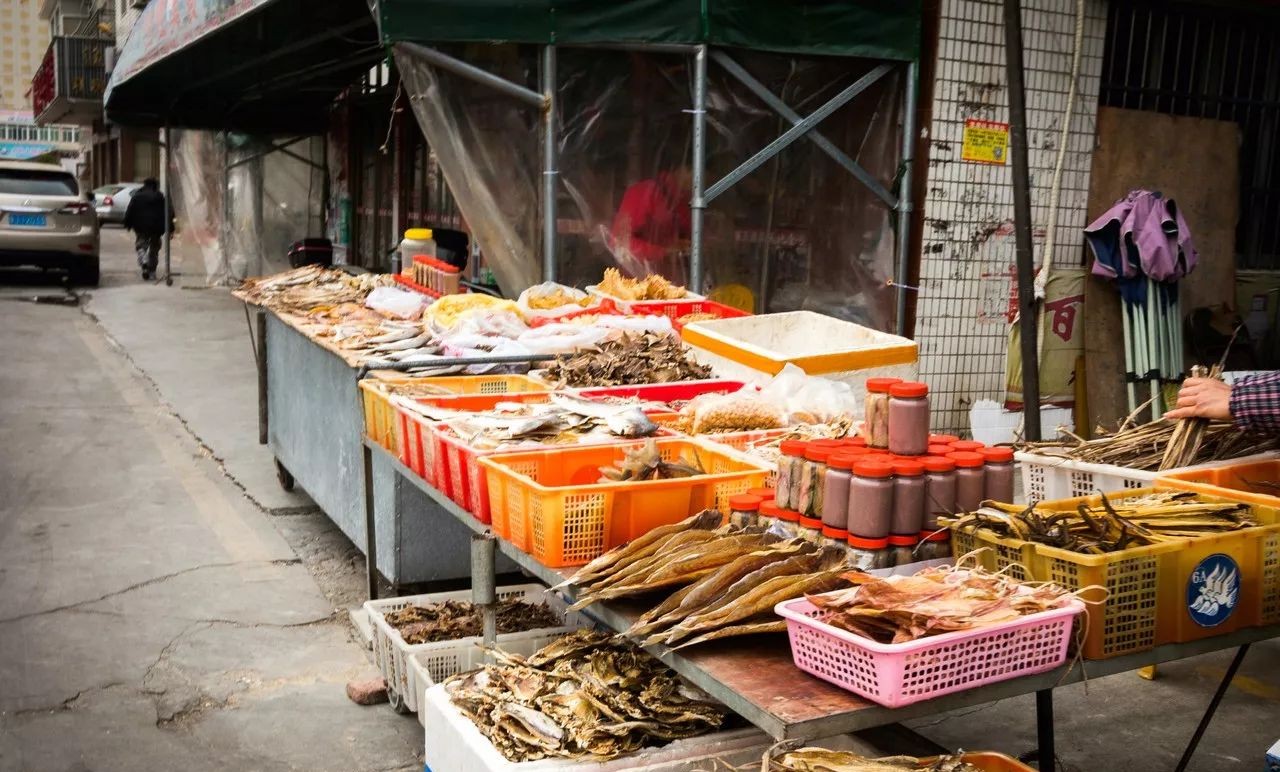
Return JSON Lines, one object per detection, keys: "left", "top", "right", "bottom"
{"left": 123, "top": 178, "right": 169, "bottom": 280}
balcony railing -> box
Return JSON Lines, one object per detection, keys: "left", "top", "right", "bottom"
{"left": 31, "top": 36, "right": 109, "bottom": 126}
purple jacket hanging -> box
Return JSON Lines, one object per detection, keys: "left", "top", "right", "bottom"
{"left": 1084, "top": 190, "right": 1198, "bottom": 282}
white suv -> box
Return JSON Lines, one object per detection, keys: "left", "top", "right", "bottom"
{"left": 0, "top": 161, "right": 100, "bottom": 285}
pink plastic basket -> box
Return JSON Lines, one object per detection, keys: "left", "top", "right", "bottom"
{"left": 774, "top": 594, "right": 1083, "bottom": 709}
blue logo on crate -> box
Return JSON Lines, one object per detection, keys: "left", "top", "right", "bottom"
{"left": 1186, "top": 553, "right": 1239, "bottom": 628}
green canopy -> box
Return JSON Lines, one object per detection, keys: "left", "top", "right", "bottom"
{"left": 373, "top": 0, "right": 921, "bottom": 61}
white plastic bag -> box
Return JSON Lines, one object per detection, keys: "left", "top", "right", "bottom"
{"left": 593, "top": 314, "right": 675, "bottom": 335}
{"left": 516, "top": 323, "right": 611, "bottom": 355}
{"left": 517, "top": 281, "right": 597, "bottom": 321}
{"left": 755, "top": 363, "right": 859, "bottom": 424}
{"left": 364, "top": 286, "right": 429, "bottom": 320}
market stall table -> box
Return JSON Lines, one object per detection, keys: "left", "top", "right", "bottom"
{"left": 361, "top": 437, "right": 1279, "bottom": 768}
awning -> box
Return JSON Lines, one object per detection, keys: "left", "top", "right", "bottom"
{"left": 372, "top": 0, "right": 921, "bottom": 62}
{"left": 105, "top": 0, "right": 384, "bottom": 134}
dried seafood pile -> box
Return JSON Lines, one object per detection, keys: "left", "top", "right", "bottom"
{"left": 444, "top": 630, "right": 725, "bottom": 761}
{"left": 1022, "top": 418, "right": 1279, "bottom": 471}
{"left": 597, "top": 268, "right": 688, "bottom": 301}
{"left": 598, "top": 439, "right": 704, "bottom": 482}
{"left": 667, "top": 393, "right": 787, "bottom": 434}
{"left": 545, "top": 332, "right": 712, "bottom": 387}
{"left": 560, "top": 512, "right": 846, "bottom": 648}
{"left": 758, "top": 744, "right": 985, "bottom": 772}
{"left": 236, "top": 264, "right": 391, "bottom": 314}
{"left": 944, "top": 491, "right": 1254, "bottom": 554}
{"left": 809, "top": 567, "right": 1073, "bottom": 645}
{"left": 403, "top": 393, "right": 659, "bottom": 451}
{"left": 383, "top": 598, "right": 563, "bottom": 645}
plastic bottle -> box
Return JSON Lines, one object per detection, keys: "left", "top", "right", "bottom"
{"left": 442, "top": 265, "right": 461, "bottom": 295}
{"left": 768, "top": 507, "right": 801, "bottom": 540}
{"left": 888, "top": 381, "right": 930, "bottom": 456}
{"left": 917, "top": 529, "right": 952, "bottom": 560}
{"left": 399, "top": 228, "right": 435, "bottom": 275}
{"left": 929, "top": 434, "right": 960, "bottom": 446}
{"left": 949, "top": 440, "right": 985, "bottom": 453}
{"left": 921, "top": 455, "right": 957, "bottom": 528}
{"left": 758, "top": 501, "right": 781, "bottom": 529}
{"left": 846, "top": 535, "right": 893, "bottom": 571}
{"left": 821, "top": 453, "right": 855, "bottom": 531}
{"left": 799, "top": 446, "right": 832, "bottom": 519}
{"left": 798, "top": 515, "right": 824, "bottom": 543}
{"left": 863, "top": 377, "right": 901, "bottom": 449}
{"left": 842, "top": 436, "right": 868, "bottom": 448}
{"left": 927, "top": 444, "right": 955, "bottom": 457}
{"left": 889, "top": 534, "right": 920, "bottom": 567}
{"left": 820, "top": 526, "right": 850, "bottom": 559}
{"left": 728, "top": 494, "right": 762, "bottom": 529}
{"left": 775, "top": 441, "right": 807, "bottom": 510}
{"left": 747, "top": 487, "right": 775, "bottom": 503}
{"left": 890, "top": 460, "right": 925, "bottom": 537}
{"left": 948, "top": 451, "right": 986, "bottom": 513}
{"left": 980, "top": 447, "right": 1016, "bottom": 504}
{"left": 847, "top": 460, "right": 895, "bottom": 539}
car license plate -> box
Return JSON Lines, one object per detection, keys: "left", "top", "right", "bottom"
{"left": 7, "top": 213, "right": 47, "bottom": 227}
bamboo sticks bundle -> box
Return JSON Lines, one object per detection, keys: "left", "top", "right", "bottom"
{"left": 1023, "top": 414, "right": 1278, "bottom": 472}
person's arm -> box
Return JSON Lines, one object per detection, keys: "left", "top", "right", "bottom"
{"left": 1228, "top": 372, "right": 1280, "bottom": 434}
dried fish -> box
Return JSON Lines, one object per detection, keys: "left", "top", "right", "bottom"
{"left": 545, "top": 332, "right": 712, "bottom": 388}
{"left": 660, "top": 570, "right": 846, "bottom": 646}
{"left": 755, "top": 743, "right": 985, "bottom": 772}
{"left": 597, "top": 439, "right": 705, "bottom": 482}
{"left": 382, "top": 598, "right": 563, "bottom": 645}
{"left": 597, "top": 268, "right": 688, "bottom": 301}
{"left": 557, "top": 510, "right": 724, "bottom": 590}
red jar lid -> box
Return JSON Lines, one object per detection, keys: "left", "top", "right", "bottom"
{"left": 827, "top": 453, "right": 859, "bottom": 470}
{"left": 843, "top": 436, "right": 868, "bottom": 447}
{"left": 889, "top": 534, "right": 920, "bottom": 547}
{"left": 804, "top": 446, "right": 833, "bottom": 462}
{"left": 780, "top": 440, "right": 808, "bottom": 457}
{"left": 889, "top": 381, "right": 929, "bottom": 398}
{"left": 980, "top": 447, "right": 1015, "bottom": 463}
{"left": 821, "top": 526, "right": 849, "bottom": 540}
{"left": 948, "top": 451, "right": 985, "bottom": 468}
{"left": 729, "top": 494, "right": 762, "bottom": 511}
{"left": 921, "top": 455, "right": 956, "bottom": 472}
{"left": 813, "top": 439, "right": 845, "bottom": 449}
{"left": 920, "top": 529, "right": 951, "bottom": 542}
{"left": 927, "top": 444, "right": 955, "bottom": 456}
{"left": 950, "top": 440, "right": 985, "bottom": 452}
{"left": 747, "top": 487, "right": 774, "bottom": 500}
{"left": 759, "top": 502, "right": 783, "bottom": 518}
{"left": 776, "top": 507, "right": 800, "bottom": 522}
{"left": 799, "top": 516, "right": 824, "bottom": 529}
{"left": 852, "top": 460, "right": 895, "bottom": 478}
{"left": 865, "top": 377, "right": 902, "bottom": 394}
{"left": 848, "top": 534, "right": 890, "bottom": 549}
{"left": 892, "top": 460, "right": 924, "bottom": 477}
{"left": 930, "top": 434, "right": 959, "bottom": 445}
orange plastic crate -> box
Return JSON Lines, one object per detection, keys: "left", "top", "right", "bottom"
{"left": 478, "top": 438, "right": 770, "bottom": 567}
{"left": 1159, "top": 458, "right": 1280, "bottom": 509}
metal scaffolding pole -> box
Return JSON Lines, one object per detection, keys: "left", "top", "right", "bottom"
{"left": 895, "top": 61, "right": 919, "bottom": 337}
{"left": 689, "top": 44, "right": 708, "bottom": 295}
{"left": 541, "top": 45, "right": 558, "bottom": 282}
{"left": 399, "top": 42, "right": 544, "bottom": 108}
{"left": 163, "top": 123, "right": 173, "bottom": 286}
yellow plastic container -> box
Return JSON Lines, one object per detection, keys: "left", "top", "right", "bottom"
{"left": 359, "top": 378, "right": 401, "bottom": 454}
{"left": 948, "top": 488, "right": 1280, "bottom": 659}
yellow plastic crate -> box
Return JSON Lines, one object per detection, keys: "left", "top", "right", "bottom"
{"left": 359, "top": 379, "right": 400, "bottom": 454}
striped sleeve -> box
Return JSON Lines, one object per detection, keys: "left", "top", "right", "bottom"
{"left": 1230, "top": 372, "right": 1280, "bottom": 434}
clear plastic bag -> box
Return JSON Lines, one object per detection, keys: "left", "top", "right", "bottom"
{"left": 364, "top": 286, "right": 430, "bottom": 320}
{"left": 517, "top": 282, "right": 598, "bottom": 321}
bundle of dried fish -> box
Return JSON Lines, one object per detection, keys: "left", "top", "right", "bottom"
{"left": 444, "top": 630, "right": 725, "bottom": 761}
{"left": 597, "top": 267, "right": 688, "bottom": 301}
{"left": 1021, "top": 417, "right": 1279, "bottom": 471}
{"left": 545, "top": 332, "right": 712, "bottom": 387}
{"left": 560, "top": 511, "right": 847, "bottom": 649}
{"left": 384, "top": 599, "right": 563, "bottom": 645}
{"left": 597, "top": 439, "right": 704, "bottom": 482}
{"left": 236, "top": 265, "right": 393, "bottom": 314}
{"left": 755, "top": 743, "right": 985, "bottom": 772}
{"left": 808, "top": 566, "right": 1074, "bottom": 645}
{"left": 943, "top": 491, "right": 1254, "bottom": 554}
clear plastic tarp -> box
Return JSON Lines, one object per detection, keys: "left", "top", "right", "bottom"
{"left": 395, "top": 44, "right": 903, "bottom": 330}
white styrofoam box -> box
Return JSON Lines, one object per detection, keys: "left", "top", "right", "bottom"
{"left": 421, "top": 683, "right": 770, "bottom": 772}
{"left": 1016, "top": 450, "right": 1280, "bottom": 503}
{"left": 680, "top": 311, "right": 918, "bottom": 397}
{"left": 969, "top": 399, "right": 1074, "bottom": 445}
{"left": 365, "top": 584, "right": 585, "bottom": 713}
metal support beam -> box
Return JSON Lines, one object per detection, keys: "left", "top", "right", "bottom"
{"left": 541, "top": 45, "right": 558, "bottom": 282}
{"left": 1174, "top": 644, "right": 1249, "bottom": 772}
{"left": 711, "top": 51, "right": 897, "bottom": 210}
{"left": 399, "top": 42, "right": 545, "bottom": 109}
{"left": 256, "top": 309, "right": 267, "bottom": 445}
{"left": 471, "top": 533, "right": 497, "bottom": 656}
{"left": 561, "top": 42, "right": 698, "bottom": 55}
{"left": 162, "top": 123, "right": 173, "bottom": 286}
{"left": 1003, "top": 0, "right": 1042, "bottom": 441}
{"left": 227, "top": 136, "right": 315, "bottom": 171}
{"left": 895, "top": 61, "right": 919, "bottom": 337}
{"left": 689, "top": 45, "right": 708, "bottom": 295}
{"left": 362, "top": 443, "right": 378, "bottom": 600}
{"left": 1035, "top": 690, "right": 1055, "bottom": 771}
{"left": 703, "top": 63, "right": 893, "bottom": 205}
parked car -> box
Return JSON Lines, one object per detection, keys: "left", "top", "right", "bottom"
{"left": 93, "top": 182, "right": 142, "bottom": 225}
{"left": 0, "top": 161, "right": 100, "bottom": 286}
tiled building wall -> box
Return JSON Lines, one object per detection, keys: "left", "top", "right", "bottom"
{"left": 916, "top": 0, "right": 1108, "bottom": 432}
{"left": 0, "top": 0, "right": 53, "bottom": 114}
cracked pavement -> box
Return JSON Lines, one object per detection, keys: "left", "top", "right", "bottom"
{"left": 0, "top": 232, "right": 421, "bottom": 772}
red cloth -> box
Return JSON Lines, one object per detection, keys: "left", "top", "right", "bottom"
{"left": 610, "top": 173, "right": 690, "bottom": 263}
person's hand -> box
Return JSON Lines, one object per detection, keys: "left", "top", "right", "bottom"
{"left": 1164, "top": 377, "right": 1233, "bottom": 421}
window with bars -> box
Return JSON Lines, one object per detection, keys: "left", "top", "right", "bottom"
{"left": 1101, "top": 0, "right": 1280, "bottom": 269}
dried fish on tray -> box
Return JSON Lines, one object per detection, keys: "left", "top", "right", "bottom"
{"left": 806, "top": 566, "right": 1076, "bottom": 645}
{"left": 559, "top": 511, "right": 848, "bottom": 649}
{"left": 236, "top": 264, "right": 393, "bottom": 314}
{"left": 383, "top": 599, "right": 563, "bottom": 645}
{"left": 544, "top": 331, "right": 713, "bottom": 387}
{"left": 943, "top": 491, "right": 1255, "bottom": 554}
{"left": 597, "top": 438, "right": 704, "bottom": 481}
{"left": 753, "top": 742, "right": 989, "bottom": 772}
{"left": 1020, "top": 418, "right": 1280, "bottom": 472}
{"left": 444, "top": 630, "right": 726, "bottom": 762}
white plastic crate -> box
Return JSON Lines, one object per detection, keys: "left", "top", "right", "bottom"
{"left": 421, "top": 682, "right": 770, "bottom": 772}
{"left": 364, "top": 584, "right": 584, "bottom": 714}
{"left": 1016, "top": 451, "right": 1280, "bottom": 503}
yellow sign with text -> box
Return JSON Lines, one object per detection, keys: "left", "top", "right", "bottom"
{"left": 961, "top": 119, "right": 1010, "bottom": 165}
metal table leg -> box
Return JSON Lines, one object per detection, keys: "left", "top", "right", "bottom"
{"left": 362, "top": 443, "right": 378, "bottom": 601}
{"left": 255, "top": 309, "right": 267, "bottom": 445}
{"left": 1173, "top": 644, "right": 1249, "bottom": 772}
{"left": 1036, "top": 689, "right": 1055, "bottom": 771}
{"left": 472, "top": 533, "right": 497, "bottom": 658}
